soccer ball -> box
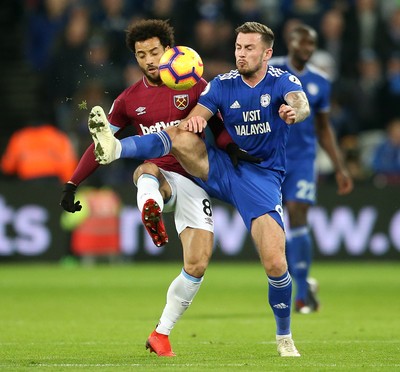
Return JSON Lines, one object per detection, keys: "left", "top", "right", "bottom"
{"left": 159, "top": 46, "right": 204, "bottom": 90}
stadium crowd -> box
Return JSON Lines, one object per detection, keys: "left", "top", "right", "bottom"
{"left": 2, "top": 0, "right": 400, "bottom": 186}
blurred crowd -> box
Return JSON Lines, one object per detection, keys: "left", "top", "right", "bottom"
{"left": 2, "top": 0, "right": 400, "bottom": 186}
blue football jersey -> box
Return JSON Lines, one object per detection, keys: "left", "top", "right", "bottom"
{"left": 198, "top": 67, "right": 304, "bottom": 173}
{"left": 269, "top": 56, "right": 331, "bottom": 161}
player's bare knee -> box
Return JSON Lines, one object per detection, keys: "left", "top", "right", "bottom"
{"left": 264, "top": 256, "right": 288, "bottom": 277}
{"left": 184, "top": 262, "right": 207, "bottom": 278}
{"left": 164, "top": 125, "right": 180, "bottom": 141}
{"left": 184, "top": 253, "right": 210, "bottom": 278}
{"left": 171, "top": 130, "right": 195, "bottom": 153}
{"left": 171, "top": 131, "right": 209, "bottom": 179}
{"left": 133, "top": 163, "right": 161, "bottom": 184}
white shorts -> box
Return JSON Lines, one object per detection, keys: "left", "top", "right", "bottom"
{"left": 160, "top": 170, "right": 214, "bottom": 235}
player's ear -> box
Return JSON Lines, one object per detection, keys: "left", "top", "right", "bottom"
{"left": 264, "top": 48, "right": 273, "bottom": 61}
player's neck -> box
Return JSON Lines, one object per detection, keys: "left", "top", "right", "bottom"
{"left": 143, "top": 75, "right": 163, "bottom": 87}
{"left": 242, "top": 67, "right": 267, "bottom": 87}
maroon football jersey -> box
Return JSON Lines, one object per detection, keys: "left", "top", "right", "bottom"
{"left": 108, "top": 76, "right": 208, "bottom": 177}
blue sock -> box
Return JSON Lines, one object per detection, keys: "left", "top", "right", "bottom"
{"left": 286, "top": 226, "right": 312, "bottom": 302}
{"left": 268, "top": 271, "right": 292, "bottom": 335}
{"left": 120, "top": 131, "right": 172, "bottom": 160}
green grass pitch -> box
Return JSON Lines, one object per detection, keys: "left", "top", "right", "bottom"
{"left": 0, "top": 261, "right": 399, "bottom": 371}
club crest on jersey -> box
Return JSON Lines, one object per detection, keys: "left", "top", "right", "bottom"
{"left": 174, "top": 94, "right": 189, "bottom": 110}
{"left": 307, "top": 82, "right": 319, "bottom": 96}
{"left": 260, "top": 94, "right": 271, "bottom": 107}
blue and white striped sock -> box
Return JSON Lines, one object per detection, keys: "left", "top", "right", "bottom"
{"left": 120, "top": 131, "right": 172, "bottom": 160}
{"left": 268, "top": 271, "right": 292, "bottom": 335}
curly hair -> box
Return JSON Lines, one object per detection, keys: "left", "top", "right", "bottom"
{"left": 126, "top": 19, "right": 175, "bottom": 53}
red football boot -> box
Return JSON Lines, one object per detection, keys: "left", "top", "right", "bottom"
{"left": 145, "top": 330, "right": 176, "bottom": 357}
{"left": 142, "top": 199, "right": 168, "bottom": 247}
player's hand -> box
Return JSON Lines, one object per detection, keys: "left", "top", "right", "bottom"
{"left": 60, "top": 183, "right": 82, "bottom": 213}
{"left": 226, "top": 143, "right": 263, "bottom": 167}
{"left": 183, "top": 116, "right": 207, "bottom": 133}
{"left": 335, "top": 169, "right": 354, "bottom": 195}
{"left": 278, "top": 104, "right": 296, "bottom": 124}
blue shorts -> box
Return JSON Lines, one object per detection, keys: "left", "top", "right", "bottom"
{"left": 281, "top": 158, "right": 317, "bottom": 205}
{"left": 194, "top": 144, "right": 285, "bottom": 231}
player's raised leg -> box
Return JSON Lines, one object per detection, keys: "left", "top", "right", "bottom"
{"left": 87, "top": 106, "right": 172, "bottom": 164}
{"left": 88, "top": 106, "right": 210, "bottom": 182}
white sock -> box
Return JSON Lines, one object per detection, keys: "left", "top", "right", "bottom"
{"left": 276, "top": 333, "right": 292, "bottom": 340}
{"left": 156, "top": 269, "right": 203, "bottom": 335}
{"left": 115, "top": 139, "right": 122, "bottom": 159}
{"left": 136, "top": 174, "right": 164, "bottom": 212}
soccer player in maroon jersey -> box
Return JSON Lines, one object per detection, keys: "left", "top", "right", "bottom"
{"left": 60, "top": 19, "right": 256, "bottom": 357}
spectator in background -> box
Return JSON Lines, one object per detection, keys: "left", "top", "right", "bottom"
{"left": 172, "top": 0, "right": 239, "bottom": 47}
{"left": 24, "top": 0, "right": 71, "bottom": 121}
{"left": 341, "top": 0, "right": 391, "bottom": 78}
{"left": 83, "top": 32, "right": 125, "bottom": 99}
{"left": 91, "top": 0, "right": 138, "bottom": 68}
{"left": 1, "top": 122, "right": 78, "bottom": 184}
{"left": 255, "top": 0, "right": 283, "bottom": 29}
{"left": 380, "top": 52, "right": 400, "bottom": 124}
{"left": 371, "top": 118, "right": 400, "bottom": 183}
{"left": 233, "top": 0, "right": 266, "bottom": 24}
{"left": 318, "top": 8, "right": 346, "bottom": 81}
{"left": 329, "top": 88, "right": 359, "bottom": 140}
{"left": 280, "top": 0, "right": 331, "bottom": 31}
{"left": 350, "top": 49, "right": 385, "bottom": 132}
{"left": 46, "top": 5, "right": 91, "bottom": 129}
{"left": 142, "top": 0, "right": 175, "bottom": 20}
{"left": 24, "top": 0, "right": 70, "bottom": 72}
{"left": 192, "top": 18, "right": 236, "bottom": 80}
{"left": 386, "top": 7, "right": 400, "bottom": 54}
{"left": 46, "top": 6, "right": 124, "bottom": 131}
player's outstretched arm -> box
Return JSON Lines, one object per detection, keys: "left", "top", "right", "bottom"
{"left": 281, "top": 91, "right": 310, "bottom": 124}
{"left": 179, "top": 105, "right": 212, "bottom": 133}
{"left": 59, "top": 144, "right": 101, "bottom": 213}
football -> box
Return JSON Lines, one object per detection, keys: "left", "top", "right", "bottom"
{"left": 159, "top": 46, "right": 204, "bottom": 90}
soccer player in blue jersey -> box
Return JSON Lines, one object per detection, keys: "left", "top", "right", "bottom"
{"left": 270, "top": 25, "right": 353, "bottom": 314}
{"left": 89, "top": 21, "right": 310, "bottom": 356}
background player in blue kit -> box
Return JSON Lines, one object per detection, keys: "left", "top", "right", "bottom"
{"left": 270, "top": 25, "right": 353, "bottom": 314}
{"left": 89, "top": 21, "right": 310, "bottom": 357}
